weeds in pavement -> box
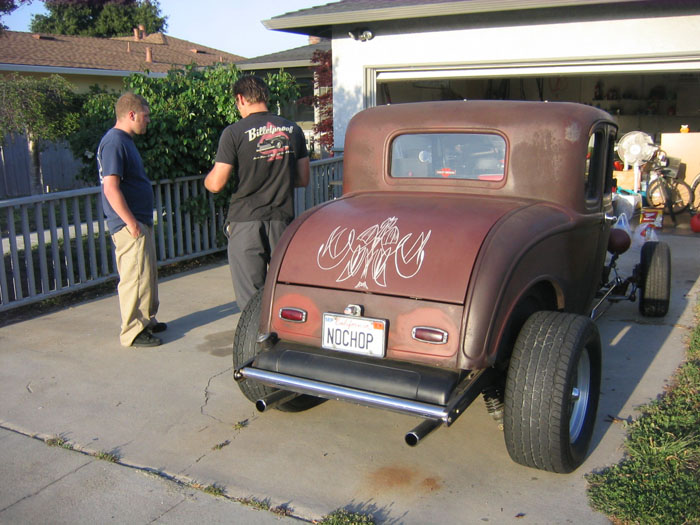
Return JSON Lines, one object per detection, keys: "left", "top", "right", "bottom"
{"left": 586, "top": 303, "right": 700, "bottom": 523}
{"left": 318, "top": 509, "right": 375, "bottom": 524}
{"left": 202, "top": 484, "right": 225, "bottom": 497}
{"left": 95, "top": 450, "right": 120, "bottom": 463}
{"left": 237, "top": 497, "right": 270, "bottom": 510}
{"left": 46, "top": 436, "right": 73, "bottom": 450}
{"left": 212, "top": 439, "right": 230, "bottom": 450}
{"left": 233, "top": 419, "right": 249, "bottom": 431}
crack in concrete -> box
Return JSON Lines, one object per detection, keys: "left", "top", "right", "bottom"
{"left": 147, "top": 497, "right": 187, "bottom": 524}
{"left": 200, "top": 367, "right": 232, "bottom": 423}
{"left": 0, "top": 458, "right": 93, "bottom": 513}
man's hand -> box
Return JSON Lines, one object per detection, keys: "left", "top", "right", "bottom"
{"left": 125, "top": 221, "right": 142, "bottom": 238}
{"left": 205, "top": 162, "right": 234, "bottom": 193}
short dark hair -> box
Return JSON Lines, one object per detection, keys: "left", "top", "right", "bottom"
{"left": 233, "top": 75, "right": 269, "bottom": 104}
{"left": 115, "top": 92, "right": 148, "bottom": 119}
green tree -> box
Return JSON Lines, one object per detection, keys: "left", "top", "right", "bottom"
{"left": 0, "top": 73, "right": 80, "bottom": 194}
{"left": 30, "top": 0, "right": 167, "bottom": 37}
{"left": 0, "top": 0, "right": 31, "bottom": 31}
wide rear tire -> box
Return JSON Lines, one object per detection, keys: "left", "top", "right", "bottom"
{"left": 504, "top": 311, "right": 601, "bottom": 473}
{"left": 638, "top": 241, "right": 671, "bottom": 317}
{"left": 233, "top": 289, "right": 320, "bottom": 412}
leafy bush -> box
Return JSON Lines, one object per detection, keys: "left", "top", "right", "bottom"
{"left": 69, "top": 64, "right": 300, "bottom": 185}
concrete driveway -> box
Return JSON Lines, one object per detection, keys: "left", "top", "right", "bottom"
{"left": 1, "top": 224, "right": 698, "bottom": 524}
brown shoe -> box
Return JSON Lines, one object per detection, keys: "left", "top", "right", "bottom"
{"left": 131, "top": 329, "right": 162, "bottom": 347}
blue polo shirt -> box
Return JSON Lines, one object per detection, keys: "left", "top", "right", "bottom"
{"left": 97, "top": 128, "right": 154, "bottom": 233}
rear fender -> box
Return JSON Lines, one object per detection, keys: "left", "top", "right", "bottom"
{"left": 459, "top": 204, "right": 601, "bottom": 369}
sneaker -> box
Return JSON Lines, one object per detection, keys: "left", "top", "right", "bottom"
{"left": 150, "top": 321, "right": 167, "bottom": 333}
{"left": 131, "top": 329, "right": 162, "bottom": 347}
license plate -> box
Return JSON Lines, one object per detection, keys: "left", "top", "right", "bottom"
{"left": 322, "top": 313, "right": 387, "bottom": 357}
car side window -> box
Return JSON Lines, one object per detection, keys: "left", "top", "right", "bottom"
{"left": 391, "top": 133, "right": 506, "bottom": 181}
{"left": 584, "top": 131, "right": 605, "bottom": 204}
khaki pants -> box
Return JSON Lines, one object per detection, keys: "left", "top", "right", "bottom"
{"left": 113, "top": 222, "right": 159, "bottom": 346}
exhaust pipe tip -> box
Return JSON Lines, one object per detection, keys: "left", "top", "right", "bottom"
{"left": 405, "top": 419, "right": 442, "bottom": 447}
{"left": 405, "top": 431, "right": 420, "bottom": 447}
{"left": 256, "top": 390, "right": 299, "bottom": 412}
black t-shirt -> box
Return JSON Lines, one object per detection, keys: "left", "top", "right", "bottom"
{"left": 215, "top": 111, "right": 308, "bottom": 223}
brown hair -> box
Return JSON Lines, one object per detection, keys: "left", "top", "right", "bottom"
{"left": 233, "top": 75, "right": 269, "bottom": 104}
{"left": 115, "top": 92, "right": 148, "bottom": 119}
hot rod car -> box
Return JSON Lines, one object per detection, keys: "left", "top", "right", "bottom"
{"left": 232, "top": 100, "right": 671, "bottom": 473}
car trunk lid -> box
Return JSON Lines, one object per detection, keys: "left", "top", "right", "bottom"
{"left": 277, "top": 192, "right": 528, "bottom": 303}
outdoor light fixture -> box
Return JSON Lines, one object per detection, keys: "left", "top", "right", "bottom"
{"left": 348, "top": 28, "right": 374, "bottom": 41}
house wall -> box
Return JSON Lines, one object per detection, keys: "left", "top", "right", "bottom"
{"left": 331, "top": 14, "right": 700, "bottom": 149}
{"left": 0, "top": 70, "right": 125, "bottom": 93}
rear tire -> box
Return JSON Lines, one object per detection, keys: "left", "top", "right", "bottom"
{"left": 638, "top": 241, "right": 671, "bottom": 317}
{"left": 233, "top": 289, "right": 320, "bottom": 412}
{"left": 504, "top": 311, "right": 601, "bottom": 473}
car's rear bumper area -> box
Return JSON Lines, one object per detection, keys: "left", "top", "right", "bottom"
{"left": 235, "top": 340, "right": 496, "bottom": 425}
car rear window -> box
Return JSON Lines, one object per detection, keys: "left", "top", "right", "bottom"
{"left": 390, "top": 133, "right": 506, "bottom": 180}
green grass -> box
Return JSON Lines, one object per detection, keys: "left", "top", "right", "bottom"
{"left": 586, "top": 304, "right": 700, "bottom": 523}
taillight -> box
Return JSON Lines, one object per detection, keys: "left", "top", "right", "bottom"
{"left": 279, "top": 308, "right": 307, "bottom": 323}
{"left": 412, "top": 326, "right": 448, "bottom": 344}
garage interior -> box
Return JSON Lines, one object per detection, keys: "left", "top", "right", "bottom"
{"left": 377, "top": 72, "right": 700, "bottom": 141}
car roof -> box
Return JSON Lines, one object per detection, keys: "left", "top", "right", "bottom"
{"left": 343, "top": 100, "right": 616, "bottom": 211}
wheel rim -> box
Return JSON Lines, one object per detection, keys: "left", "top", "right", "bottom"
{"left": 569, "top": 347, "right": 591, "bottom": 442}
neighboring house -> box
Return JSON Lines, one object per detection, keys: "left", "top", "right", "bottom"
{"left": 237, "top": 37, "right": 331, "bottom": 156}
{"left": 264, "top": 0, "right": 700, "bottom": 151}
{"left": 0, "top": 29, "right": 243, "bottom": 197}
{"left": 0, "top": 28, "right": 243, "bottom": 92}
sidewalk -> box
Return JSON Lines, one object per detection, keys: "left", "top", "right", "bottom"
{"left": 1, "top": 219, "right": 699, "bottom": 524}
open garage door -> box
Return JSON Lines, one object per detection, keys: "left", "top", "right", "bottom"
{"left": 371, "top": 56, "right": 700, "bottom": 139}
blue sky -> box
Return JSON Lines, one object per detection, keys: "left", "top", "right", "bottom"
{"left": 3, "top": 0, "right": 327, "bottom": 58}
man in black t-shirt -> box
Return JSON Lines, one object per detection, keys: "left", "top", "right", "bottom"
{"left": 205, "top": 75, "right": 310, "bottom": 310}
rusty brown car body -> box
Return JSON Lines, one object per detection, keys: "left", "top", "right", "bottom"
{"left": 232, "top": 100, "right": 670, "bottom": 473}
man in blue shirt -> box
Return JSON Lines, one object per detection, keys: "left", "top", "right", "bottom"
{"left": 98, "top": 92, "right": 165, "bottom": 347}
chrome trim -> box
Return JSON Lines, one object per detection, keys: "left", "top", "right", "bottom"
{"left": 412, "top": 326, "right": 449, "bottom": 344}
{"left": 240, "top": 368, "right": 449, "bottom": 421}
{"left": 278, "top": 307, "right": 307, "bottom": 323}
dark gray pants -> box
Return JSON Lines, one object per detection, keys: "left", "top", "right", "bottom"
{"left": 225, "top": 220, "right": 288, "bottom": 311}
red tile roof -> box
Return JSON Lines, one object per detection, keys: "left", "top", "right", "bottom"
{"left": 0, "top": 30, "right": 244, "bottom": 75}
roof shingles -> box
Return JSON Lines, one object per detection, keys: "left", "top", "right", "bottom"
{"left": 0, "top": 30, "right": 244, "bottom": 74}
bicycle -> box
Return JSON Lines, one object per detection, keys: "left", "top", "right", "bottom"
{"left": 643, "top": 149, "right": 693, "bottom": 222}
{"left": 690, "top": 172, "right": 700, "bottom": 213}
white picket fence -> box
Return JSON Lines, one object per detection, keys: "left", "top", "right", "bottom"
{"left": 0, "top": 156, "right": 343, "bottom": 312}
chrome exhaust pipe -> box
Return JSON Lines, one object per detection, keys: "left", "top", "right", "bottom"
{"left": 405, "top": 419, "right": 442, "bottom": 447}
{"left": 256, "top": 390, "right": 299, "bottom": 412}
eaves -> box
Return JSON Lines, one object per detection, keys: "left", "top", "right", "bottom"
{"left": 238, "top": 59, "right": 311, "bottom": 71}
{"left": 0, "top": 63, "right": 166, "bottom": 78}
{"left": 263, "top": 0, "right": 640, "bottom": 33}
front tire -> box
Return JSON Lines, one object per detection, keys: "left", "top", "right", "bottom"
{"left": 233, "top": 289, "right": 320, "bottom": 412}
{"left": 638, "top": 241, "right": 671, "bottom": 317}
{"left": 504, "top": 311, "right": 601, "bottom": 473}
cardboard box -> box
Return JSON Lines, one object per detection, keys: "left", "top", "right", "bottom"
{"left": 613, "top": 169, "right": 640, "bottom": 191}
{"left": 661, "top": 133, "right": 700, "bottom": 182}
